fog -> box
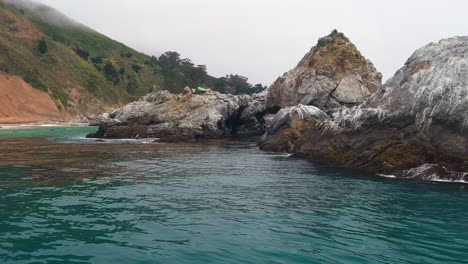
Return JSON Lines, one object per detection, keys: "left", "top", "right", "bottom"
{"left": 31, "top": 0, "right": 468, "bottom": 85}
{"left": 4, "top": 0, "right": 84, "bottom": 29}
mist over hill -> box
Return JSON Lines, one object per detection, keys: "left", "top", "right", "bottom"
{"left": 3, "top": 0, "right": 83, "bottom": 29}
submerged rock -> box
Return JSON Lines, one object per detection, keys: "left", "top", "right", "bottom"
{"left": 87, "top": 89, "right": 270, "bottom": 141}
{"left": 266, "top": 30, "right": 382, "bottom": 111}
{"left": 261, "top": 35, "right": 468, "bottom": 180}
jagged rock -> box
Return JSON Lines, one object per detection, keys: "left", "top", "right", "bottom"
{"left": 233, "top": 91, "right": 281, "bottom": 136}
{"left": 366, "top": 37, "right": 468, "bottom": 133}
{"left": 394, "top": 164, "right": 468, "bottom": 183}
{"left": 266, "top": 30, "right": 382, "bottom": 111}
{"left": 332, "top": 74, "right": 372, "bottom": 104}
{"left": 261, "top": 35, "right": 468, "bottom": 181}
{"left": 258, "top": 105, "right": 330, "bottom": 153}
{"left": 182, "top": 87, "right": 192, "bottom": 95}
{"left": 87, "top": 89, "right": 269, "bottom": 141}
{"left": 329, "top": 36, "right": 468, "bottom": 158}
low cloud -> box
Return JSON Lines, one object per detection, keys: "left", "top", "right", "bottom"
{"left": 3, "top": 0, "right": 85, "bottom": 30}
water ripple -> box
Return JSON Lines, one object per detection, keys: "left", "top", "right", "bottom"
{"left": 0, "top": 137, "right": 467, "bottom": 263}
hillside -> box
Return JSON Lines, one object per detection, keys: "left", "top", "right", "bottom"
{"left": 0, "top": 0, "right": 264, "bottom": 122}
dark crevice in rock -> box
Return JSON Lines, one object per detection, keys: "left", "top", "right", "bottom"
{"left": 325, "top": 83, "right": 340, "bottom": 104}
{"left": 226, "top": 105, "right": 247, "bottom": 135}
{"left": 255, "top": 106, "right": 281, "bottom": 123}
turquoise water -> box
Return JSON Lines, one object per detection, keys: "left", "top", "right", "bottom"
{"left": 0, "top": 127, "right": 467, "bottom": 264}
{"left": 0, "top": 125, "right": 97, "bottom": 138}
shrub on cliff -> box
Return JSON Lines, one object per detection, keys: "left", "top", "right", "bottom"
{"left": 37, "top": 39, "right": 48, "bottom": 54}
{"left": 104, "top": 62, "right": 119, "bottom": 82}
{"left": 131, "top": 64, "right": 142, "bottom": 73}
{"left": 74, "top": 47, "right": 90, "bottom": 61}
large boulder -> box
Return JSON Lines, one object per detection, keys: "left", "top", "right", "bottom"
{"left": 266, "top": 30, "right": 382, "bottom": 112}
{"left": 87, "top": 88, "right": 268, "bottom": 141}
{"left": 366, "top": 36, "right": 468, "bottom": 134}
{"left": 261, "top": 36, "right": 468, "bottom": 181}
{"left": 258, "top": 104, "right": 330, "bottom": 153}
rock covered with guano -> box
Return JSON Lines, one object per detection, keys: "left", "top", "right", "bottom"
{"left": 266, "top": 30, "right": 382, "bottom": 111}
{"left": 87, "top": 87, "right": 269, "bottom": 141}
{"left": 261, "top": 35, "right": 468, "bottom": 182}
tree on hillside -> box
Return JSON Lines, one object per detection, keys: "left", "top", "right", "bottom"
{"left": 131, "top": 64, "right": 142, "bottom": 73}
{"left": 192, "top": 65, "right": 208, "bottom": 87}
{"left": 150, "top": 56, "right": 158, "bottom": 65}
{"left": 224, "top": 74, "right": 252, "bottom": 94}
{"left": 104, "top": 62, "right": 119, "bottom": 83}
{"left": 74, "top": 47, "right": 90, "bottom": 60}
{"left": 180, "top": 60, "right": 208, "bottom": 88}
{"left": 91, "top": 56, "right": 103, "bottom": 64}
{"left": 154, "top": 51, "right": 263, "bottom": 94}
{"left": 207, "top": 74, "right": 265, "bottom": 95}
{"left": 126, "top": 75, "right": 138, "bottom": 94}
{"left": 38, "top": 39, "right": 48, "bottom": 54}
{"left": 158, "top": 51, "right": 182, "bottom": 73}
{"left": 252, "top": 84, "right": 267, "bottom": 93}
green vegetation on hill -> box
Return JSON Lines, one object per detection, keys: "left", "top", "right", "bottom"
{"left": 154, "top": 51, "right": 267, "bottom": 95}
{"left": 0, "top": 0, "right": 265, "bottom": 116}
{"left": 308, "top": 30, "right": 369, "bottom": 79}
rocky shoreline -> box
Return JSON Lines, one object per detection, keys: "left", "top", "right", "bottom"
{"left": 88, "top": 31, "right": 467, "bottom": 183}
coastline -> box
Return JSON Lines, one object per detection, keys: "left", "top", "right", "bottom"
{"left": 0, "top": 121, "right": 92, "bottom": 128}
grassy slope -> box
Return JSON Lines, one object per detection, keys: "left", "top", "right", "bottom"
{"left": 0, "top": 0, "right": 164, "bottom": 116}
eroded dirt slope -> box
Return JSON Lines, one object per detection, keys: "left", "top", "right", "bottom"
{"left": 0, "top": 73, "right": 68, "bottom": 123}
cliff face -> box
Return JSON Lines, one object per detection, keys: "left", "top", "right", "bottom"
{"left": 260, "top": 36, "right": 468, "bottom": 182}
{"left": 0, "top": 73, "right": 69, "bottom": 123}
{"left": 266, "top": 30, "right": 382, "bottom": 111}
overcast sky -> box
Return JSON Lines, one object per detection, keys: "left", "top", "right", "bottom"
{"left": 34, "top": 0, "right": 468, "bottom": 85}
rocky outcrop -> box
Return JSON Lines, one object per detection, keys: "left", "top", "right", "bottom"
{"left": 87, "top": 30, "right": 381, "bottom": 142}
{"left": 87, "top": 88, "right": 269, "bottom": 141}
{"left": 365, "top": 37, "right": 468, "bottom": 133}
{"left": 266, "top": 30, "right": 382, "bottom": 112}
{"left": 258, "top": 105, "right": 330, "bottom": 153}
{"left": 89, "top": 31, "right": 467, "bottom": 182}
{"left": 261, "top": 36, "right": 468, "bottom": 181}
